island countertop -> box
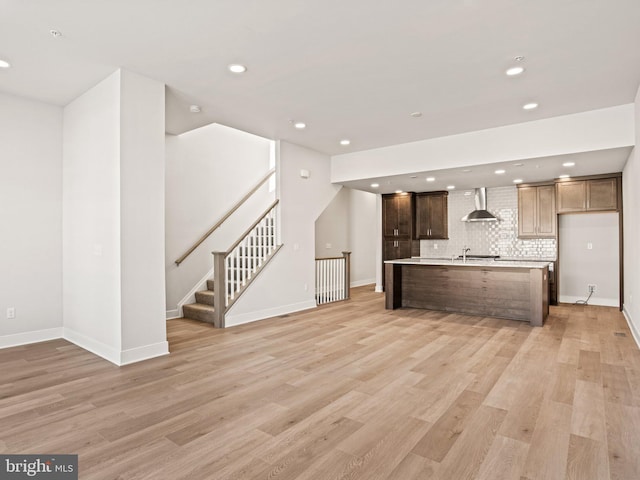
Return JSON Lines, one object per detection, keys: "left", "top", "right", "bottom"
{"left": 385, "top": 258, "right": 549, "bottom": 326}
{"left": 385, "top": 257, "right": 551, "bottom": 269}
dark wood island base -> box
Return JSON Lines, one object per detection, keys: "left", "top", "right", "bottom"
{"left": 385, "top": 260, "right": 549, "bottom": 326}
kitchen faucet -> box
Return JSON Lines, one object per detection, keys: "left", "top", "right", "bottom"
{"left": 462, "top": 246, "right": 471, "bottom": 262}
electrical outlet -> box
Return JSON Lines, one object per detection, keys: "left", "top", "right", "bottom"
{"left": 325, "top": 243, "right": 332, "bottom": 249}
{"left": 588, "top": 284, "right": 596, "bottom": 294}
{"left": 7, "top": 307, "right": 15, "bottom": 319}
{"left": 587, "top": 242, "right": 593, "bottom": 250}
{"left": 433, "top": 244, "right": 438, "bottom": 250}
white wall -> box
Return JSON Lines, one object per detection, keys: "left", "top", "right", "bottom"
{"left": 63, "top": 69, "right": 168, "bottom": 365}
{"left": 0, "top": 93, "right": 63, "bottom": 347}
{"left": 314, "top": 187, "right": 378, "bottom": 287}
{"left": 315, "top": 187, "right": 348, "bottom": 257}
{"left": 119, "top": 70, "right": 167, "bottom": 360}
{"left": 623, "top": 84, "right": 640, "bottom": 343}
{"left": 331, "top": 104, "right": 635, "bottom": 182}
{"left": 348, "top": 189, "right": 377, "bottom": 286}
{"left": 165, "top": 123, "right": 272, "bottom": 313}
{"left": 559, "top": 213, "right": 619, "bottom": 307}
{"left": 63, "top": 71, "right": 123, "bottom": 359}
{"left": 225, "top": 141, "right": 341, "bottom": 326}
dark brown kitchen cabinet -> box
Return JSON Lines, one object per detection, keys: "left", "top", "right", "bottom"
{"left": 517, "top": 184, "right": 556, "bottom": 238}
{"left": 384, "top": 239, "right": 412, "bottom": 261}
{"left": 382, "top": 193, "right": 415, "bottom": 289}
{"left": 415, "top": 192, "right": 448, "bottom": 239}
{"left": 556, "top": 176, "right": 619, "bottom": 213}
{"left": 382, "top": 193, "right": 414, "bottom": 237}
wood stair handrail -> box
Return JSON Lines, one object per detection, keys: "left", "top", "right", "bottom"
{"left": 175, "top": 168, "right": 276, "bottom": 266}
{"left": 224, "top": 199, "right": 279, "bottom": 255}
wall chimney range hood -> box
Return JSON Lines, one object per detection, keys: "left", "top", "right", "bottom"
{"left": 461, "top": 188, "right": 498, "bottom": 222}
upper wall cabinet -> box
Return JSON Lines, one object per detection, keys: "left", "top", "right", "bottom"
{"left": 415, "top": 192, "right": 448, "bottom": 239}
{"left": 382, "top": 193, "right": 415, "bottom": 238}
{"left": 517, "top": 184, "right": 556, "bottom": 238}
{"left": 556, "top": 176, "right": 619, "bottom": 214}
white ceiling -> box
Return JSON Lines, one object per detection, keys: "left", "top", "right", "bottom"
{"left": 1, "top": 0, "right": 639, "bottom": 159}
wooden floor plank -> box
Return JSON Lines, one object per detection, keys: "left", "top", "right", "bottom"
{"left": 0, "top": 286, "right": 638, "bottom": 480}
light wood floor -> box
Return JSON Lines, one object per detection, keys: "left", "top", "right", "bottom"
{"left": 2, "top": 287, "right": 640, "bottom": 480}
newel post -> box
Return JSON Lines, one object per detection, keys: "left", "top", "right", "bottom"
{"left": 212, "top": 251, "right": 226, "bottom": 328}
{"left": 342, "top": 251, "right": 352, "bottom": 299}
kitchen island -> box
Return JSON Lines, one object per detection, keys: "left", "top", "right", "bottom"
{"left": 385, "top": 258, "right": 550, "bottom": 326}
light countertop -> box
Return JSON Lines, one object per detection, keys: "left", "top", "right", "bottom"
{"left": 384, "top": 257, "right": 551, "bottom": 269}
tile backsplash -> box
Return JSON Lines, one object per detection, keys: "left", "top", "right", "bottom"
{"left": 420, "top": 186, "right": 556, "bottom": 259}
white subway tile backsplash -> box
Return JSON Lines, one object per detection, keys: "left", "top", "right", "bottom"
{"left": 420, "top": 186, "right": 556, "bottom": 259}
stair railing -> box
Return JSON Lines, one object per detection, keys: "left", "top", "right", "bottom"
{"left": 174, "top": 168, "right": 276, "bottom": 266}
{"left": 315, "top": 251, "right": 351, "bottom": 305}
{"left": 212, "top": 200, "right": 282, "bottom": 327}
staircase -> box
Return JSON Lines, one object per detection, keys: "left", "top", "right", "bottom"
{"left": 181, "top": 201, "right": 280, "bottom": 328}
{"left": 182, "top": 279, "right": 216, "bottom": 323}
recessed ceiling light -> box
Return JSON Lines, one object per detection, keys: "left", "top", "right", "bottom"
{"left": 513, "top": 163, "right": 524, "bottom": 167}
{"left": 514, "top": 56, "right": 525, "bottom": 62}
{"left": 562, "top": 162, "right": 575, "bottom": 167}
{"left": 339, "top": 139, "right": 350, "bottom": 146}
{"left": 409, "top": 175, "right": 417, "bottom": 178}
{"left": 410, "top": 111, "right": 422, "bottom": 118}
{"left": 506, "top": 66, "right": 525, "bottom": 76}
{"left": 370, "top": 183, "right": 379, "bottom": 188}
{"left": 559, "top": 174, "right": 571, "bottom": 179}
{"left": 495, "top": 169, "right": 506, "bottom": 174}
{"left": 49, "top": 29, "right": 62, "bottom": 38}
{"left": 462, "top": 169, "right": 472, "bottom": 173}
{"left": 513, "top": 179, "right": 523, "bottom": 184}
{"left": 189, "top": 105, "right": 201, "bottom": 113}
{"left": 426, "top": 177, "right": 435, "bottom": 182}
{"left": 447, "top": 185, "right": 455, "bottom": 190}
{"left": 0, "top": 59, "right": 10, "bottom": 68}
{"left": 228, "top": 64, "right": 247, "bottom": 73}
{"left": 395, "top": 190, "right": 403, "bottom": 194}
{"left": 523, "top": 102, "right": 539, "bottom": 110}
{"left": 293, "top": 121, "right": 306, "bottom": 129}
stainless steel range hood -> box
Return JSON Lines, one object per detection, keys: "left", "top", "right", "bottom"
{"left": 461, "top": 188, "right": 498, "bottom": 222}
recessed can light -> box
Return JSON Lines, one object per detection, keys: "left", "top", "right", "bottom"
{"left": 523, "top": 102, "right": 539, "bottom": 110}
{"left": 513, "top": 179, "right": 523, "bottom": 184}
{"left": 339, "top": 139, "right": 350, "bottom": 146}
{"left": 0, "top": 59, "right": 10, "bottom": 68}
{"left": 370, "top": 183, "right": 379, "bottom": 188}
{"left": 559, "top": 174, "right": 570, "bottom": 179}
{"left": 409, "top": 175, "right": 417, "bottom": 178}
{"left": 462, "top": 169, "right": 472, "bottom": 173}
{"left": 228, "top": 64, "right": 247, "bottom": 73}
{"left": 562, "top": 162, "right": 575, "bottom": 167}
{"left": 495, "top": 169, "right": 506, "bottom": 174}
{"left": 513, "top": 163, "right": 524, "bottom": 167}
{"left": 293, "top": 122, "right": 306, "bottom": 129}
{"left": 189, "top": 105, "right": 201, "bottom": 113}
{"left": 426, "top": 177, "right": 435, "bottom": 182}
{"left": 447, "top": 185, "right": 455, "bottom": 190}
{"left": 410, "top": 111, "right": 422, "bottom": 118}
{"left": 506, "top": 66, "right": 525, "bottom": 76}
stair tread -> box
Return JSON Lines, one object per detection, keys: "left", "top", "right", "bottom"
{"left": 196, "top": 290, "right": 215, "bottom": 297}
{"left": 183, "top": 303, "right": 215, "bottom": 312}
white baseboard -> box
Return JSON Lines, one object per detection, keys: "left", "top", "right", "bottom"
{"left": 558, "top": 295, "right": 619, "bottom": 307}
{"left": 351, "top": 278, "right": 376, "bottom": 288}
{"left": 225, "top": 299, "right": 317, "bottom": 327}
{"left": 623, "top": 306, "right": 640, "bottom": 350}
{"left": 166, "top": 309, "right": 180, "bottom": 320}
{"left": 374, "top": 284, "right": 383, "bottom": 293}
{"left": 120, "top": 341, "right": 170, "bottom": 365}
{"left": 63, "top": 327, "right": 121, "bottom": 366}
{"left": 0, "top": 327, "right": 63, "bottom": 349}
